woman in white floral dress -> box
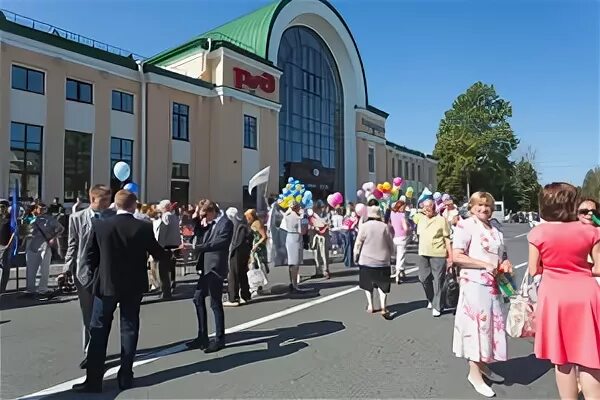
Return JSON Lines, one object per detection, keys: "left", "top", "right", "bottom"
{"left": 452, "top": 192, "right": 513, "bottom": 398}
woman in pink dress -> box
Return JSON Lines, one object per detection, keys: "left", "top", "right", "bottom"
{"left": 528, "top": 183, "right": 600, "bottom": 399}
{"left": 452, "top": 192, "right": 513, "bottom": 398}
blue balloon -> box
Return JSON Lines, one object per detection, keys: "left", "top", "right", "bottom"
{"left": 113, "top": 161, "right": 130, "bottom": 182}
{"left": 306, "top": 200, "right": 314, "bottom": 209}
{"left": 124, "top": 182, "right": 139, "bottom": 194}
{"left": 303, "top": 191, "right": 313, "bottom": 201}
{"left": 288, "top": 177, "right": 295, "bottom": 184}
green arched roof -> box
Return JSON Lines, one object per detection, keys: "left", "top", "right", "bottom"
{"left": 147, "top": 0, "right": 387, "bottom": 116}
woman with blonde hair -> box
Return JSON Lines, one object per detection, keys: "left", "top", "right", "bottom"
{"left": 529, "top": 183, "right": 600, "bottom": 400}
{"left": 452, "top": 191, "right": 513, "bottom": 397}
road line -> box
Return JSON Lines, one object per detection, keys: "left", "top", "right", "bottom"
{"left": 514, "top": 262, "right": 527, "bottom": 269}
{"left": 513, "top": 233, "right": 528, "bottom": 238}
{"left": 19, "top": 285, "right": 360, "bottom": 399}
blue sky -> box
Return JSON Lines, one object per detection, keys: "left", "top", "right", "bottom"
{"left": 4, "top": 0, "right": 598, "bottom": 185}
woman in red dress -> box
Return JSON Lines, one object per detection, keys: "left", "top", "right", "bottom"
{"left": 528, "top": 183, "right": 600, "bottom": 399}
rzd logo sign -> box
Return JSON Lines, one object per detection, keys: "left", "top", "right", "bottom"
{"left": 233, "top": 67, "right": 275, "bottom": 94}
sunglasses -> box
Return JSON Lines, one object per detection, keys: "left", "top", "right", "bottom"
{"left": 578, "top": 209, "right": 596, "bottom": 215}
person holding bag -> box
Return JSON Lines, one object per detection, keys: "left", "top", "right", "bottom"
{"left": 528, "top": 183, "right": 600, "bottom": 400}
{"left": 452, "top": 192, "right": 512, "bottom": 398}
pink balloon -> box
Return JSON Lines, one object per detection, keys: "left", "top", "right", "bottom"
{"left": 327, "top": 194, "right": 336, "bottom": 208}
{"left": 333, "top": 192, "right": 344, "bottom": 206}
{"left": 373, "top": 189, "right": 383, "bottom": 200}
{"left": 393, "top": 177, "right": 403, "bottom": 187}
{"left": 355, "top": 203, "right": 366, "bottom": 217}
{"left": 356, "top": 189, "right": 364, "bottom": 199}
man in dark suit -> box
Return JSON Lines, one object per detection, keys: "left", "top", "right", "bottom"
{"left": 72, "top": 190, "right": 168, "bottom": 393}
{"left": 186, "top": 199, "right": 233, "bottom": 353}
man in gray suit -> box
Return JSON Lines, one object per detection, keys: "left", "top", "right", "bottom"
{"left": 63, "top": 184, "right": 113, "bottom": 369}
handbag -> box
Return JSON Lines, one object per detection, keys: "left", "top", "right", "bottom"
{"left": 247, "top": 267, "right": 268, "bottom": 290}
{"left": 506, "top": 272, "right": 536, "bottom": 338}
{"left": 442, "top": 267, "right": 460, "bottom": 309}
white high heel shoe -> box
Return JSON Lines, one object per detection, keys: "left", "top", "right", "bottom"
{"left": 468, "top": 375, "right": 496, "bottom": 398}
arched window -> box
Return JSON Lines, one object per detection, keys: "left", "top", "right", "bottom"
{"left": 278, "top": 26, "right": 344, "bottom": 197}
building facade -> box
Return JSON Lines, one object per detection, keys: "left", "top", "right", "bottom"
{"left": 0, "top": 0, "right": 437, "bottom": 209}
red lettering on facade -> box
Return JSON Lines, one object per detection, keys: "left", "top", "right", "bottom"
{"left": 233, "top": 67, "right": 275, "bottom": 94}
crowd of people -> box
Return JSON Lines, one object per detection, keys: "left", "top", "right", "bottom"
{"left": 0, "top": 181, "right": 598, "bottom": 398}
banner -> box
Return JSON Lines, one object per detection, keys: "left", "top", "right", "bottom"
{"left": 248, "top": 166, "right": 270, "bottom": 195}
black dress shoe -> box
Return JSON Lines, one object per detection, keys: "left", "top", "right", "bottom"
{"left": 203, "top": 341, "right": 225, "bottom": 354}
{"left": 117, "top": 372, "right": 134, "bottom": 390}
{"left": 72, "top": 380, "right": 102, "bottom": 393}
{"left": 185, "top": 338, "right": 209, "bottom": 350}
{"left": 79, "top": 356, "right": 87, "bottom": 369}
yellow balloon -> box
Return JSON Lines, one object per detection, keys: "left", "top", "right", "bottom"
{"left": 286, "top": 184, "right": 292, "bottom": 190}
{"left": 295, "top": 195, "right": 303, "bottom": 203}
{"left": 382, "top": 182, "right": 392, "bottom": 192}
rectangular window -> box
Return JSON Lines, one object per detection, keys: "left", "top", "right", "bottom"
{"left": 418, "top": 165, "right": 421, "bottom": 181}
{"left": 10, "top": 122, "right": 43, "bottom": 200}
{"left": 112, "top": 90, "right": 134, "bottom": 113}
{"left": 368, "top": 147, "right": 375, "bottom": 173}
{"left": 392, "top": 157, "right": 396, "bottom": 177}
{"left": 11, "top": 65, "right": 45, "bottom": 94}
{"left": 411, "top": 163, "right": 415, "bottom": 180}
{"left": 66, "top": 78, "right": 93, "bottom": 103}
{"left": 172, "top": 163, "right": 189, "bottom": 179}
{"left": 172, "top": 102, "right": 189, "bottom": 140}
{"left": 64, "top": 131, "right": 92, "bottom": 202}
{"left": 170, "top": 181, "right": 189, "bottom": 206}
{"left": 405, "top": 161, "right": 409, "bottom": 179}
{"left": 244, "top": 115, "right": 258, "bottom": 150}
{"left": 397, "top": 159, "right": 402, "bottom": 177}
{"left": 110, "top": 137, "right": 133, "bottom": 194}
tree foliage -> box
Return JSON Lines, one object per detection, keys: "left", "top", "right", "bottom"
{"left": 512, "top": 157, "right": 542, "bottom": 211}
{"left": 582, "top": 167, "right": 600, "bottom": 200}
{"left": 434, "top": 82, "right": 520, "bottom": 203}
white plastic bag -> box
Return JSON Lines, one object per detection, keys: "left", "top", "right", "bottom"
{"left": 247, "top": 268, "right": 268, "bottom": 290}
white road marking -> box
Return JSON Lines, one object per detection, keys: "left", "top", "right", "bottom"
{"left": 514, "top": 262, "right": 527, "bottom": 269}
{"left": 19, "top": 285, "right": 360, "bottom": 399}
{"left": 513, "top": 233, "right": 528, "bottom": 238}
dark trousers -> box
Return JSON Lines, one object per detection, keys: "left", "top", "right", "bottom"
{"left": 86, "top": 294, "right": 143, "bottom": 384}
{"left": 342, "top": 230, "right": 356, "bottom": 268}
{"left": 74, "top": 280, "right": 94, "bottom": 352}
{"left": 417, "top": 255, "right": 447, "bottom": 311}
{"left": 228, "top": 252, "right": 251, "bottom": 302}
{"left": 0, "top": 248, "right": 10, "bottom": 293}
{"left": 158, "top": 248, "right": 177, "bottom": 296}
{"left": 193, "top": 272, "right": 225, "bottom": 344}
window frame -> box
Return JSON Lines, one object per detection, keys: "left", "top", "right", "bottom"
{"left": 368, "top": 146, "right": 375, "bottom": 174}
{"left": 66, "top": 78, "right": 93, "bottom": 104}
{"left": 243, "top": 114, "right": 258, "bottom": 150}
{"left": 11, "top": 65, "right": 45, "bottom": 95}
{"left": 9, "top": 121, "right": 44, "bottom": 200}
{"left": 63, "top": 130, "right": 93, "bottom": 202}
{"left": 111, "top": 90, "right": 134, "bottom": 114}
{"left": 110, "top": 137, "right": 134, "bottom": 194}
{"left": 171, "top": 163, "right": 190, "bottom": 180}
{"left": 172, "top": 102, "right": 190, "bottom": 141}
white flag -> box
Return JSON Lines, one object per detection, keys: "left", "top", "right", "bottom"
{"left": 248, "top": 166, "right": 271, "bottom": 195}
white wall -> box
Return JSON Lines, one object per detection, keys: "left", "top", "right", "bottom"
{"left": 65, "top": 101, "right": 95, "bottom": 133}
{"left": 110, "top": 110, "right": 136, "bottom": 141}
{"left": 172, "top": 139, "right": 191, "bottom": 164}
{"left": 10, "top": 90, "right": 46, "bottom": 126}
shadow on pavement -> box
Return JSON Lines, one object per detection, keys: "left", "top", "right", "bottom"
{"left": 36, "top": 320, "right": 345, "bottom": 400}
{"left": 0, "top": 292, "right": 76, "bottom": 311}
{"left": 388, "top": 300, "right": 428, "bottom": 320}
{"left": 490, "top": 354, "right": 552, "bottom": 386}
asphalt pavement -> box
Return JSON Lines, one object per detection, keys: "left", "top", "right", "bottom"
{"left": 1, "top": 223, "right": 558, "bottom": 399}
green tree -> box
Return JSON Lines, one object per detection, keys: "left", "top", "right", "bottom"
{"left": 512, "top": 157, "right": 542, "bottom": 211}
{"left": 582, "top": 167, "right": 600, "bottom": 200}
{"left": 433, "top": 82, "right": 519, "bottom": 201}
